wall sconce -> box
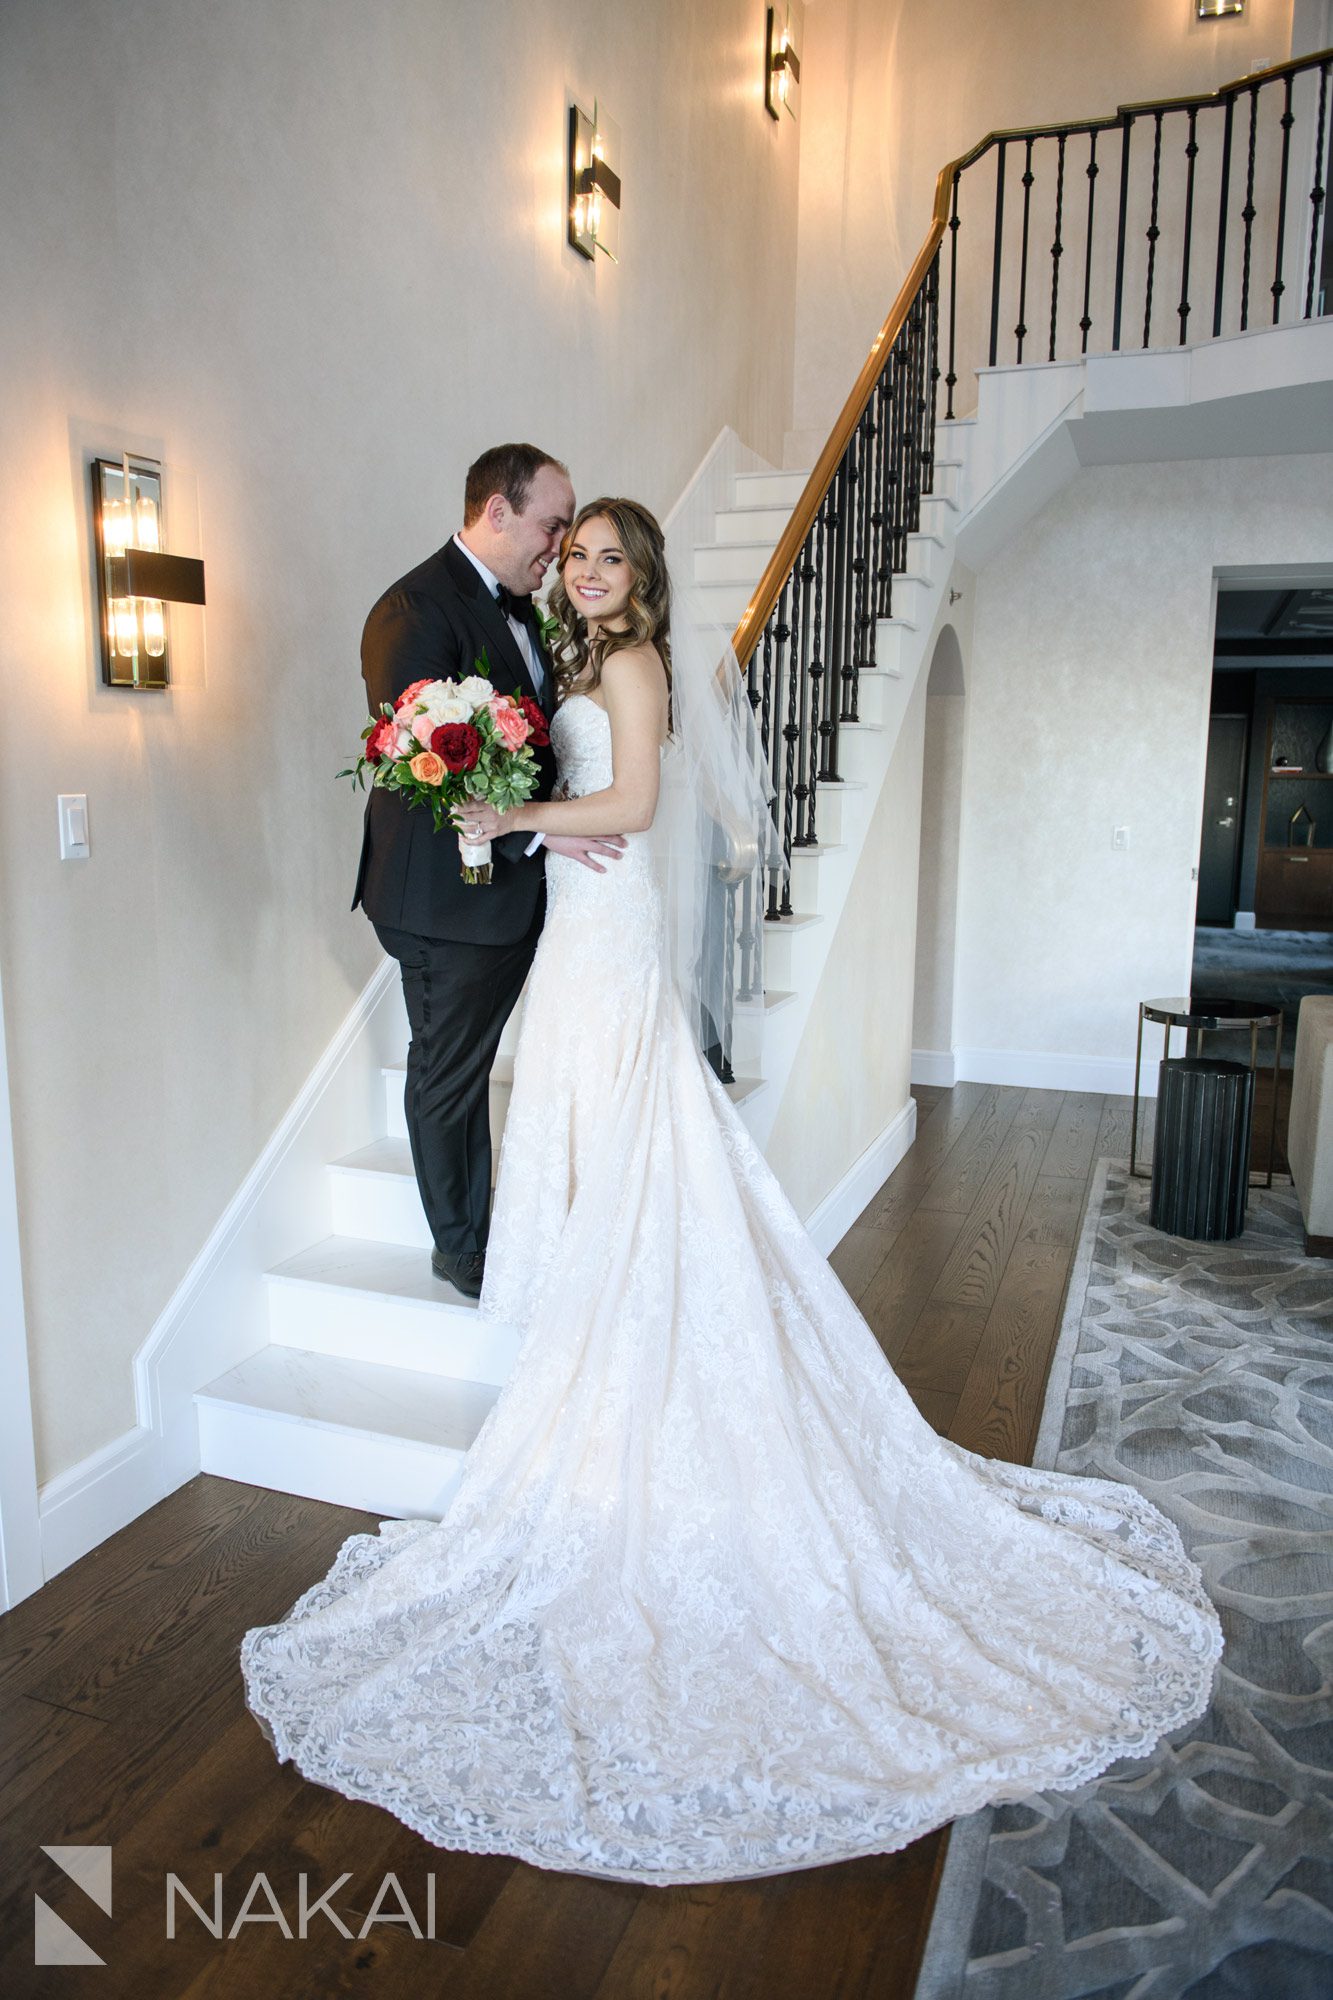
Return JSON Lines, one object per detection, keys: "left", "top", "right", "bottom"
{"left": 765, "top": 3, "right": 803, "bottom": 121}
{"left": 568, "top": 101, "right": 621, "bottom": 262}
{"left": 1196, "top": 0, "right": 1243, "bottom": 16}
{"left": 91, "top": 454, "right": 205, "bottom": 689}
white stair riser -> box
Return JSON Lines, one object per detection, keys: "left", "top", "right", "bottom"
{"left": 196, "top": 1399, "right": 466, "bottom": 1519}
{"left": 732, "top": 470, "right": 807, "bottom": 508}
{"left": 330, "top": 1164, "right": 432, "bottom": 1247}
{"left": 693, "top": 542, "right": 780, "bottom": 585}
{"left": 265, "top": 1276, "right": 521, "bottom": 1387}
{"left": 383, "top": 1071, "right": 510, "bottom": 1147}
{"left": 696, "top": 574, "right": 929, "bottom": 626}
{"left": 761, "top": 919, "right": 822, "bottom": 990}
{"left": 715, "top": 505, "right": 793, "bottom": 543}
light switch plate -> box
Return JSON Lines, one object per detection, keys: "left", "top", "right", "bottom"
{"left": 58, "top": 793, "right": 90, "bottom": 861}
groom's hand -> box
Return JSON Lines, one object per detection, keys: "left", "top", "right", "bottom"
{"left": 542, "top": 833, "right": 628, "bottom": 874}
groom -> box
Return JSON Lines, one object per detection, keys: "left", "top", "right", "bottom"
{"left": 353, "top": 442, "right": 624, "bottom": 1298}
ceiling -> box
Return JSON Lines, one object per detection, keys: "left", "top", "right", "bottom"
{"left": 1214, "top": 587, "right": 1333, "bottom": 658}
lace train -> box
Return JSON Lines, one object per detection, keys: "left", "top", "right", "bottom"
{"left": 241, "top": 697, "right": 1222, "bottom": 1885}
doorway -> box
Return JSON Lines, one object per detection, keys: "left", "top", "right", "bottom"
{"left": 1190, "top": 580, "right": 1333, "bottom": 1176}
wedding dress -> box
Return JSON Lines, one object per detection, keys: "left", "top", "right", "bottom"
{"left": 240, "top": 694, "right": 1222, "bottom": 1886}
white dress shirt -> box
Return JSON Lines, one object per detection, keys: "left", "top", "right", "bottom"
{"left": 453, "top": 533, "right": 546, "bottom": 857}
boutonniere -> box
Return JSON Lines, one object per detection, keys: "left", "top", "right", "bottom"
{"left": 535, "top": 606, "right": 561, "bottom": 655}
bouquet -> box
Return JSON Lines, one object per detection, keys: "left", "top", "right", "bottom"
{"left": 340, "top": 650, "right": 549, "bottom": 884}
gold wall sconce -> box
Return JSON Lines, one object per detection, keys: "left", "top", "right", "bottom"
{"left": 91, "top": 454, "right": 205, "bottom": 689}
{"left": 568, "top": 101, "right": 621, "bottom": 262}
{"left": 765, "top": 3, "right": 803, "bottom": 121}
{"left": 1196, "top": 0, "right": 1243, "bottom": 16}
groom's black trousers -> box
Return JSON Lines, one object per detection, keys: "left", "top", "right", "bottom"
{"left": 373, "top": 911, "right": 542, "bottom": 1258}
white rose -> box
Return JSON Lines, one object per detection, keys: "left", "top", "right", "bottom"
{"left": 456, "top": 674, "right": 494, "bottom": 711}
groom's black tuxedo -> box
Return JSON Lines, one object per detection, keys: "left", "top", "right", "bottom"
{"left": 353, "top": 537, "right": 557, "bottom": 946}
{"left": 352, "top": 535, "right": 559, "bottom": 1265}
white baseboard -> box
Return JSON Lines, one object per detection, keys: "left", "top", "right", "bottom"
{"left": 1234, "top": 910, "right": 1257, "bottom": 932}
{"left": 804, "top": 1098, "right": 918, "bottom": 1255}
{"left": 36, "top": 955, "right": 406, "bottom": 1583}
{"left": 38, "top": 1424, "right": 164, "bottom": 1583}
{"left": 953, "top": 1046, "right": 1142, "bottom": 1095}
{"left": 911, "top": 1048, "right": 958, "bottom": 1087}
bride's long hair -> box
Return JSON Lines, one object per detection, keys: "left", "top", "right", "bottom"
{"left": 547, "top": 498, "right": 673, "bottom": 712}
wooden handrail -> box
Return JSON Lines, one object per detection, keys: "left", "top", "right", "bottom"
{"left": 731, "top": 169, "right": 952, "bottom": 667}
{"left": 732, "top": 43, "right": 1333, "bottom": 668}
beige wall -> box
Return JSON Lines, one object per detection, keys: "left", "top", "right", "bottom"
{"left": 790, "top": 0, "right": 1297, "bottom": 457}
{"left": 0, "top": 0, "right": 802, "bottom": 1485}
{"left": 953, "top": 452, "right": 1333, "bottom": 1073}
{"left": 767, "top": 667, "right": 929, "bottom": 1216}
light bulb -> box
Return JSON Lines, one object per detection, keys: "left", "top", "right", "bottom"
{"left": 103, "top": 495, "right": 132, "bottom": 555}
{"left": 141, "top": 600, "right": 166, "bottom": 658}
{"left": 134, "top": 493, "right": 160, "bottom": 549}
{"left": 114, "top": 598, "right": 139, "bottom": 658}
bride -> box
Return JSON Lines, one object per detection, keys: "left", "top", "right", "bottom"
{"left": 240, "top": 498, "right": 1222, "bottom": 1886}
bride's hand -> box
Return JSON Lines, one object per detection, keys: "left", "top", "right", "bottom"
{"left": 452, "top": 800, "right": 511, "bottom": 841}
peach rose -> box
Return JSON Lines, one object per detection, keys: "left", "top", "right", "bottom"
{"left": 409, "top": 751, "right": 446, "bottom": 785}
{"left": 488, "top": 695, "right": 530, "bottom": 752}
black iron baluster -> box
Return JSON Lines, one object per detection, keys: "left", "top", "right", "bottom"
{"left": 925, "top": 251, "right": 940, "bottom": 497}
{"left": 1179, "top": 107, "right": 1199, "bottom": 342}
{"left": 859, "top": 404, "right": 878, "bottom": 687}
{"left": 1273, "top": 72, "right": 1294, "bottom": 322}
{"left": 1306, "top": 60, "right": 1330, "bottom": 319}
{"left": 988, "top": 139, "right": 1007, "bottom": 367}
{"left": 1213, "top": 91, "right": 1235, "bottom": 336}
{"left": 774, "top": 586, "right": 795, "bottom": 916}
{"left": 792, "top": 534, "right": 815, "bottom": 847}
{"left": 906, "top": 293, "right": 923, "bottom": 539}
{"left": 945, "top": 169, "right": 961, "bottom": 419}
{"left": 807, "top": 506, "right": 828, "bottom": 813}
{"left": 874, "top": 367, "right": 894, "bottom": 619}
{"left": 1239, "top": 83, "right": 1260, "bottom": 331}
{"left": 1048, "top": 131, "right": 1066, "bottom": 360}
{"left": 1015, "top": 135, "right": 1034, "bottom": 361}
{"left": 1112, "top": 112, "right": 1134, "bottom": 349}
{"left": 762, "top": 609, "right": 782, "bottom": 921}
{"left": 848, "top": 413, "right": 870, "bottom": 724}
{"left": 737, "top": 871, "right": 755, "bottom": 1006}
{"left": 866, "top": 376, "right": 885, "bottom": 631}
{"left": 1143, "top": 109, "right": 1163, "bottom": 346}
{"left": 890, "top": 334, "right": 908, "bottom": 578}
{"left": 1080, "top": 128, "right": 1099, "bottom": 352}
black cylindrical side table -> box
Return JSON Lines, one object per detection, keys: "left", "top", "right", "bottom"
{"left": 1149, "top": 1057, "right": 1254, "bottom": 1242}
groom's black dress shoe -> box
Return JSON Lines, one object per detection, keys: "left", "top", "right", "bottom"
{"left": 432, "top": 1249, "right": 485, "bottom": 1299}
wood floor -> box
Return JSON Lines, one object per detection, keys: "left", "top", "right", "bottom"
{"left": 0, "top": 1083, "right": 1168, "bottom": 1999}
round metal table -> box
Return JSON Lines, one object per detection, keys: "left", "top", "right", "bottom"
{"left": 1130, "top": 995, "right": 1283, "bottom": 1188}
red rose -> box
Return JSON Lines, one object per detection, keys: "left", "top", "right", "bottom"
{"left": 431, "top": 722, "right": 481, "bottom": 772}
{"left": 519, "top": 695, "right": 550, "bottom": 747}
{"left": 395, "top": 678, "right": 433, "bottom": 712}
{"left": 365, "top": 716, "right": 395, "bottom": 765}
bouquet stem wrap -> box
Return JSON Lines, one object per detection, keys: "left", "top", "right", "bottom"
{"left": 458, "top": 836, "right": 493, "bottom": 885}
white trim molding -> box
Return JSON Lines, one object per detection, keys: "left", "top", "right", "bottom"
{"left": 0, "top": 959, "right": 42, "bottom": 1611}
{"left": 911, "top": 1048, "right": 958, "bottom": 1087}
{"left": 804, "top": 1098, "right": 918, "bottom": 1255}
{"left": 953, "top": 1046, "right": 1142, "bottom": 1095}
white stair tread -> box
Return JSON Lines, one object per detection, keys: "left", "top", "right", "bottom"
{"left": 764, "top": 910, "right": 821, "bottom": 931}
{"left": 331, "top": 1136, "right": 417, "bottom": 1179}
{"left": 268, "top": 1234, "right": 476, "bottom": 1312}
{"left": 196, "top": 1344, "right": 499, "bottom": 1453}
{"left": 725, "top": 1075, "right": 767, "bottom": 1106}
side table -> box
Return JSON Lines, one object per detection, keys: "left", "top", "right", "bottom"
{"left": 1130, "top": 995, "right": 1283, "bottom": 1189}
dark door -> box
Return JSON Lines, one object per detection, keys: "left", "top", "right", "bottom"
{"left": 1196, "top": 715, "right": 1248, "bottom": 925}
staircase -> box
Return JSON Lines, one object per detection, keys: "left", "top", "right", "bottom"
{"left": 193, "top": 454, "right": 961, "bottom": 1517}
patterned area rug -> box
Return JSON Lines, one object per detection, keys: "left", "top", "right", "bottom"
{"left": 916, "top": 1160, "right": 1333, "bottom": 1999}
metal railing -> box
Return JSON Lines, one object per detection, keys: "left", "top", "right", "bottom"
{"left": 709, "top": 49, "right": 1331, "bottom": 1081}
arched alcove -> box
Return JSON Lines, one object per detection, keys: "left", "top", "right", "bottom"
{"left": 912, "top": 624, "right": 967, "bottom": 1081}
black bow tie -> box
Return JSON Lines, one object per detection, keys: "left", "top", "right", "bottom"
{"left": 493, "top": 584, "right": 531, "bottom": 622}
